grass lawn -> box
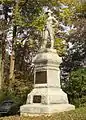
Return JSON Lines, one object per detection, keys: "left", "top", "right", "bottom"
{"left": 0, "top": 107, "right": 86, "bottom": 120}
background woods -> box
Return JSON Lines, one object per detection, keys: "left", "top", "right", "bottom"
{"left": 0, "top": 0, "right": 86, "bottom": 107}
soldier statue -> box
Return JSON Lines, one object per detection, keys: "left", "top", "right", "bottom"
{"left": 41, "top": 10, "right": 59, "bottom": 49}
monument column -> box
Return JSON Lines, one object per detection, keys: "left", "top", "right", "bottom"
{"left": 20, "top": 10, "right": 75, "bottom": 116}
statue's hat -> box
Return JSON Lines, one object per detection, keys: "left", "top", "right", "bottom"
{"left": 45, "top": 9, "right": 53, "bottom": 14}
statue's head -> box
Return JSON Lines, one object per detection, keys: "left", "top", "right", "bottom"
{"left": 45, "top": 9, "right": 53, "bottom": 16}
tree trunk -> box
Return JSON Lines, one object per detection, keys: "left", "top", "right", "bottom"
{"left": 0, "top": 37, "right": 6, "bottom": 89}
{"left": 0, "top": 50, "right": 2, "bottom": 89}
{"left": 9, "top": 50, "right": 15, "bottom": 80}
{"left": 9, "top": 26, "right": 17, "bottom": 88}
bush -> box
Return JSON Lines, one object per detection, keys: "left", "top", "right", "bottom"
{"left": 63, "top": 68, "right": 86, "bottom": 107}
{"left": 0, "top": 78, "right": 33, "bottom": 105}
{"left": 0, "top": 90, "right": 7, "bottom": 103}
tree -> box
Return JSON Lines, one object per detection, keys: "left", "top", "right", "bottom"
{"left": 0, "top": 0, "right": 62, "bottom": 102}
{"left": 0, "top": 3, "right": 9, "bottom": 89}
{"left": 0, "top": 40, "right": 1, "bottom": 89}
{"left": 60, "top": 1, "right": 86, "bottom": 107}
{"left": 0, "top": 0, "right": 85, "bottom": 105}
{"left": 61, "top": 17, "right": 86, "bottom": 82}
{"left": 63, "top": 68, "right": 86, "bottom": 107}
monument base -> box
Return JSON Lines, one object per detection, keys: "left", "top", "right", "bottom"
{"left": 20, "top": 103, "right": 75, "bottom": 116}
{"left": 20, "top": 87, "right": 75, "bottom": 116}
{"left": 26, "top": 87, "right": 69, "bottom": 104}
{"left": 20, "top": 48, "right": 75, "bottom": 116}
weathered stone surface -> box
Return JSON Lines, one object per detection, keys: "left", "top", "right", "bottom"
{"left": 26, "top": 88, "right": 68, "bottom": 104}
{"left": 20, "top": 104, "right": 75, "bottom": 116}
{"left": 20, "top": 48, "right": 75, "bottom": 116}
{"left": 33, "top": 48, "right": 62, "bottom": 65}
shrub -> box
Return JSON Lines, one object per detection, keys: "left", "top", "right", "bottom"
{"left": 63, "top": 68, "right": 86, "bottom": 107}
{"left": 0, "top": 78, "right": 33, "bottom": 105}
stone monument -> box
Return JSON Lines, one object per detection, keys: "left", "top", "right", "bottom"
{"left": 41, "top": 9, "right": 59, "bottom": 49}
{"left": 20, "top": 10, "right": 75, "bottom": 116}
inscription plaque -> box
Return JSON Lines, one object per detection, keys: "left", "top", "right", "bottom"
{"left": 33, "top": 95, "right": 41, "bottom": 103}
{"left": 36, "top": 71, "right": 47, "bottom": 84}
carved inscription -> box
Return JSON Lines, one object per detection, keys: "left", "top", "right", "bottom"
{"left": 36, "top": 71, "right": 47, "bottom": 84}
{"left": 33, "top": 95, "right": 41, "bottom": 103}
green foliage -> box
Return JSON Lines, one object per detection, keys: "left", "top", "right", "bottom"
{"left": 0, "top": 76, "right": 33, "bottom": 105}
{"left": 59, "top": 0, "right": 86, "bottom": 24}
{"left": 54, "top": 38, "right": 66, "bottom": 56}
{"left": 0, "top": 90, "right": 7, "bottom": 103}
{"left": 59, "top": 0, "right": 76, "bottom": 5}
{"left": 76, "top": 2, "right": 86, "bottom": 16}
{"left": 9, "top": 79, "right": 32, "bottom": 102}
{"left": 59, "top": 7, "right": 74, "bottom": 25}
{"left": 13, "top": 2, "right": 25, "bottom": 26}
{"left": 0, "top": 0, "right": 14, "bottom": 3}
{"left": 31, "top": 14, "right": 47, "bottom": 31}
{"left": 63, "top": 68, "right": 86, "bottom": 107}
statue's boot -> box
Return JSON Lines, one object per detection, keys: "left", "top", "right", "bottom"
{"left": 51, "top": 39, "right": 54, "bottom": 49}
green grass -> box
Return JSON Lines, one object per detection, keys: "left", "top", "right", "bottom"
{"left": 0, "top": 107, "right": 86, "bottom": 120}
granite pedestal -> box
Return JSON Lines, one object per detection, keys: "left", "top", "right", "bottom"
{"left": 20, "top": 48, "right": 75, "bottom": 116}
